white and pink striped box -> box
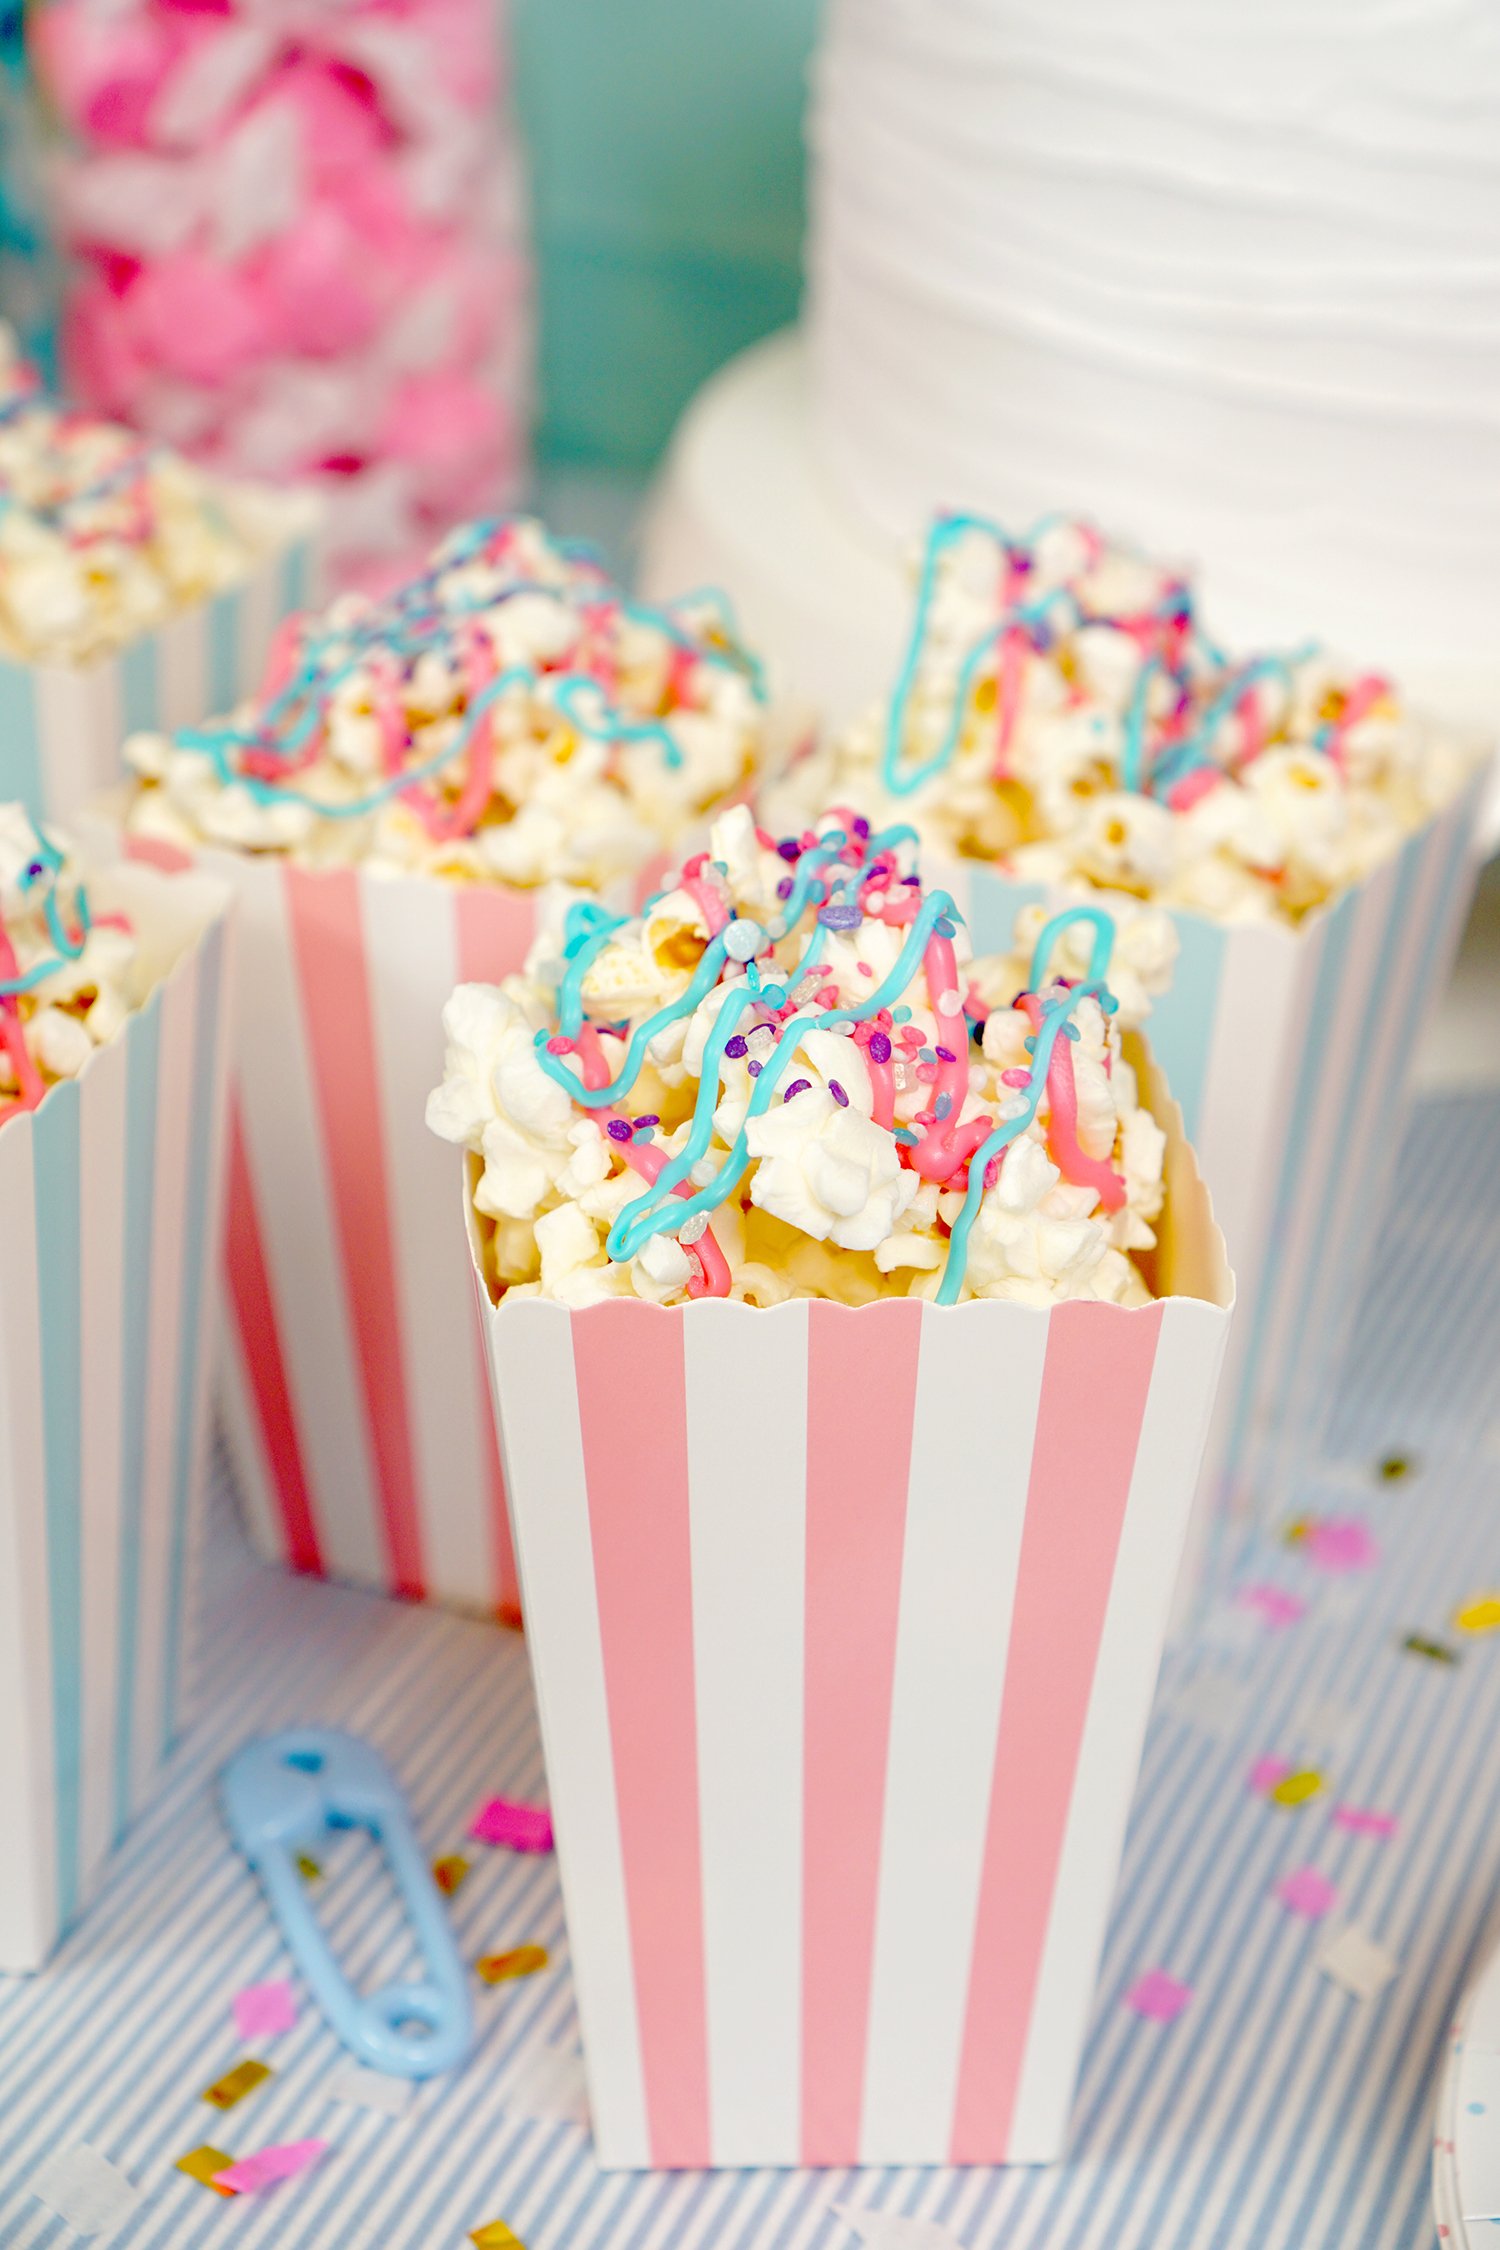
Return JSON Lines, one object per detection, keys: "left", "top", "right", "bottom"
{"left": 941, "top": 768, "right": 1487, "bottom": 1599}
{"left": 0, "top": 862, "right": 233, "bottom": 1971}
{"left": 473, "top": 1039, "right": 1233, "bottom": 2169}
{"left": 105, "top": 816, "right": 680, "bottom": 1620}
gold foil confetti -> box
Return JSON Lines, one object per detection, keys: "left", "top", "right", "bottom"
{"left": 476, "top": 1945, "right": 549, "bottom": 1986}
{"left": 1402, "top": 1632, "right": 1459, "bottom": 1665}
{"left": 433, "top": 1854, "right": 471, "bottom": 1896}
{"left": 1269, "top": 1769, "right": 1325, "bottom": 1809}
{"left": 176, "top": 2147, "right": 237, "bottom": 2196}
{"left": 1283, "top": 1516, "right": 1312, "bottom": 1547}
{"left": 1455, "top": 1595, "right": 1500, "bottom": 1635}
{"left": 295, "top": 1854, "right": 323, "bottom": 1882}
{"left": 1377, "top": 1452, "right": 1414, "bottom": 1482}
{"left": 202, "top": 2060, "right": 271, "bottom": 2111}
{"left": 470, "top": 2223, "right": 525, "bottom": 2249}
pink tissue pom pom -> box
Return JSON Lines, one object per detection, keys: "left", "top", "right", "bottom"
{"left": 379, "top": 368, "right": 504, "bottom": 479}
{"left": 128, "top": 252, "right": 269, "bottom": 384}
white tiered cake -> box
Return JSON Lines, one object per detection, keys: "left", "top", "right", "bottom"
{"left": 642, "top": 0, "right": 1500, "bottom": 730}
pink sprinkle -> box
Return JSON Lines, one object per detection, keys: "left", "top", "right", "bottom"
{"left": 215, "top": 2140, "right": 328, "bottom": 2195}
{"left": 232, "top": 1980, "right": 298, "bottom": 2040}
{"left": 1249, "top": 1757, "right": 1292, "bottom": 1796}
{"left": 899, "top": 1026, "right": 925, "bottom": 1047}
{"left": 1332, "top": 1805, "right": 1399, "bottom": 1840}
{"left": 1126, "top": 1969, "right": 1193, "bottom": 2023}
{"left": 1274, "top": 1865, "right": 1339, "bottom": 1919}
{"left": 915, "top": 1062, "right": 940, "bottom": 1084}
{"left": 546, "top": 1036, "right": 573, "bottom": 1056}
{"left": 1000, "top": 1067, "right": 1030, "bottom": 1088}
{"left": 469, "top": 1795, "right": 554, "bottom": 1853}
{"left": 1237, "top": 1583, "right": 1307, "bottom": 1629}
{"left": 856, "top": 961, "right": 874, "bottom": 978}
{"left": 1303, "top": 1518, "right": 1379, "bottom": 1574}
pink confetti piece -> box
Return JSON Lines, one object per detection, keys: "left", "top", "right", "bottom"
{"left": 1237, "top": 1583, "right": 1308, "bottom": 1628}
{"left": 1274, "top": 1865, "right": 1339, "bottom": 1918}
{"left": 1332, "top": 1804, "right": 1400, "bottom": 1839}
{"left": 1303, "top": 1518, "right": 1379, "bottom": 1574}
{"left": 470, "top": 1796, "right": 554, "bottom": 1853}
{"left": 1125, "top": 1969, "right": 1194, "bottom": 2023}
{"left": 214, "top": 2139, "right": 328, "bottom": 2195}
{"left": 232, "top": 1980, "right": 298, "bottom": 2040}
{"left": 1249, "top": 1756, "right": 1292, "bottom": 1796}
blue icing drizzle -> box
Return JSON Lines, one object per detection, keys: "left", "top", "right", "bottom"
{"left": 878, "top": 512, "right": 1321, "bottom": 811}
{"left": 533, "top": 816, "right": 1127, "bottom": 1300}
{"left": 0, "top": 810, "right": 94, "bottom": 997}
{"left": 172, "top": 517, "right": 766, "bottom": 824}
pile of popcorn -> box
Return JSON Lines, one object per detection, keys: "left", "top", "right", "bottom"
{"left": 777, "top": 513, "right": 1475, "bottom": 924}
{"left": 0, "top": 803, "right": 138, "bottom": 1121}
{"left": 124, "top": 516, "right": 768, "bottom": 889}
{"left": 35, "top": 0, "right": 528, "bottom": 581}
{"left": 0, "top": 324, "right": 311, "bottom": 664}
{"left": 428, "top": 804, "right": 1176, "bottom": 1309}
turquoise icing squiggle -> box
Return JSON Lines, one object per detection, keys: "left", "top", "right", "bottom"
{"left": 0, "top": 813, "right": 94, "bottom": 998}
{"left": 174, "top": 517, "right": 765, "bottom": 820}
{"left": 879, "top": 512, "right": 1321, "bottom": 810}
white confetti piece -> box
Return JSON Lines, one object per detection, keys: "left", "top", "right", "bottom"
{"left": 834, "top": 2206, "right": 970, "bottom": 2250}
{"left": 327, "top": 2064, "right": 417, "bottom": 2118}
{"left": 28, "top": 2146, "right": 142, "bottom": 2238}
{"left": 1293, "top": 1693, "right": 1358, "bottom": 1757}
{"left": 1164, "top": 1668, "right": 1250, "bottom": 1739}
{"left": 499, "top": 2043, "right": 590, "bottom": 2126}
{"left": 1316, "top": 1924, "right": 1400, "bottom": 2001}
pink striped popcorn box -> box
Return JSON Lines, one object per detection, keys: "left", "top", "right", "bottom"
{"left": 471, "top": 1038, "right": 1233, "bottom": 2168}
{"left": 942, "top": 765, "right": 1487, "bottom": 1601}
{"left": 0, "top": 861, "right": 233, "bottom": 1971}
{"left": 0, "top": 522, "right": 323, "bottom": 827}
{"left": 111, "top": 847, "right": 584, "bottom": 1623}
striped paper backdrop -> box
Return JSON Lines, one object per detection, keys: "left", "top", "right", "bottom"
{"left": 203, "top": 854, "right": 547, "bottom": 1624}
{"left": 948, "top": 769, "right": 1487, "bottom": 1601}
{"left": 0, "top": 865, "right": 231, "bottom": 1973}
{"left": 0, "top": 530, "right": 320, "bottom": 824}
{"left": 479, "top": 1100, "right": 1232, "bottom": 2171}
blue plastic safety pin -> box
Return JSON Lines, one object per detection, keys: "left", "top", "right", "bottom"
{"left": 220, "top": 1728, "right": 472, "bottom": 2079}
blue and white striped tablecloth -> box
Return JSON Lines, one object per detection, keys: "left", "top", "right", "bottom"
{"left": 2, "top": 1093, "right": 1498, "bottom": 2250}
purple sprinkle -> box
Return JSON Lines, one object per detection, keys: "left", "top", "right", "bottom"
{"left": 747, "top": 1059, "right": 763, "bottom": 1078}
{"left": 851, "top": 814, "right": 870, "bottom": 839}
{"left": 724, "top": 1035, "right": 749, "bottom": 1060}
{"left": 902, "top": 874, "right": 922, "bottom": 887}
{"left": 818, "top": 902, "right": 862, "bottom": 930}
{"left": 633, "top": 1114, "right": 659, "bottom": 1133}
{"left": 606, "top": 1120, "right": 633, "bottom": 1142}
{"left": 777, "top": 876, "right": 794, "bottom": 900}
{"left": 868, "top": 1031, "right": 892, "bottom": 1064}
{"left": 829, "top": 1079, "right": 849, "bottom": 1108}
{"left": 935, "top": 1045, "right": 957, "bottom": 1063}
{"left": 784, "top": 1078, "right": 811, "bottom": 1102}
{"left": 777, "top": 838, "right": 801, "bottom": 862}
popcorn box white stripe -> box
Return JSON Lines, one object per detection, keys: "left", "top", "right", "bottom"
{"left": 178, "top": 852, "right": 540, "bottom": 1620}
{"left": 0, "top": 526, "right": 322, "bottom": 825}
{"left": 957, "top": 769, "right": 1487, "bottom": 1597}
{"left": 475, "top": 1039, "right": 1234, "bottom": 2169}
{"left": 0, "top": 864, "right": 232, "bottom": 1972}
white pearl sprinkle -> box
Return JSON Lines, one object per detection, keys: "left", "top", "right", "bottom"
{"left": 678, "top": 1211, "right": 709, "bottom": 1245}
{"left": 722, "top": 918, "right": 763, "bottom": 962}
{"left": 938, "top": 987, "right": 962, "bottom": 1016}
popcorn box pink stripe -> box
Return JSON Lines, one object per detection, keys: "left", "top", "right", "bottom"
{"left": 0, "top": 864, "right": 232, "bottom": 1971}
{"left": 474, "top": 1040, "right": 1233, "bottom": 2168}
{"left": 190, "top": 854, "right": 549, "bottom": 1620}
